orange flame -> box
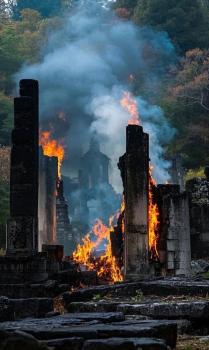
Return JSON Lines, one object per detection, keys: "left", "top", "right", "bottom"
{"left": 149, "top": 166, "right": 160, "bottom": 259}
{"left": 39, "top": 131, "right": 65, "bottom": 179}
{"left": 73, "top": 202, "right": 124, "bottom": 283}
{"left": 120, "top": 91, "right": 140, "bottom": 126}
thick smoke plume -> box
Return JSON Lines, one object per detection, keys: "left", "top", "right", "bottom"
{"left": 16, "top": 0, "right": 176, "bottom": 192}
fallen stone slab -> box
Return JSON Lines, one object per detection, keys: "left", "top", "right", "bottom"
{"left": 63, "top": 312, "right": 125, "bottom": 323}
{"left": 83, "top": 338, "right": 167, "bottom": 350}
{"left": 42, "top": 337, "right": 84, "bottom": 350}
{"left": 12, "top": 298, "right": 54, "bottom": 319}
{"left": 117, "top": 301, "right": 209, "bottom": 320}
{"left": 5, "top": 320, "right": 176, "bottom": 348}
{"left": 0, "top": 312, "right": 124, "bottom": 330}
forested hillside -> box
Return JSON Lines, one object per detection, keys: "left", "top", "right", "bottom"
{"left": 1, "top": 0, "right": 209, "bottom": 242}
{"left": 114, "top": 0, "right": 209, "bottom": 173}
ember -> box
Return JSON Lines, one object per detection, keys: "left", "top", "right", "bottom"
{"left": 39, "top": 130, "right": 65, "bottom": 179}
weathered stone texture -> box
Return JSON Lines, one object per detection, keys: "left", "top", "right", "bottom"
{"left": 7, "top": 79, "right": 39, "bottom": 255}
{"left": 186, "top": 173, "right": 209, "bottom": 258}
{"left": 118, "top": 125, "right": 149, "bottom": 279}
{"left": 39, "top": 149, "right": 58, "bottom": 250}
{"left": 157, "top": 185, "right": 191, "bottom": 276}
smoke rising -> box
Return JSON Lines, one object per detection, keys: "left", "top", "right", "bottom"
{"left": 16, "top": 0, "right": 176, "bottom": 192}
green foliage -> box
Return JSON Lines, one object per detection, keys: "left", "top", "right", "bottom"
{"left": 12, "top": 0, "right": 63, "bottom": 19}
{"left": 134, "top": 0, "right": 209, "bottom": 52}
{"left": 0, "top": 181, "right": 9, "bottom": 248}
{"left": 0, "top": 92, "right": 12, "bottom": 145}
{"left": 131, "top": 289, "right": 144, "bottom": 302}
{"left": 185, "top": 168, "right": 205, "bottom": 181}
{"left": 114, "top": 0, "right": 209, "bottom": 53}
{"left": 0, "top": 9, "right": 58, "bottom": 143}
{"left": 92, "top": 294, "right": 102, "bottom": 301}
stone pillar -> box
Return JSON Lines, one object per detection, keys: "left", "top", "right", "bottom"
{"left": 7, "top": 80, "right": 39, "bottom": 256}
{"left": 39, "top": 148, "right": 58, "bottom": 250}
{"left": 157, "top": 185, "right": 191, "bottom": 276}
{"left": 0, "top": 80, "right": 48, "bottom": 283}
{"left": 119, "top": 125, "right": 149, "bottom": 279}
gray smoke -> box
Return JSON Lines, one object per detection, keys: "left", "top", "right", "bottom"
{"left": 16, "top": 0, "right": 176, "bottom": 192}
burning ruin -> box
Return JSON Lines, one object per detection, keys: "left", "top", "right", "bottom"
{"left": 39, "top": 129, "right": 65, "bottom": 179}
{"left": 72, "top": 91, "right": 191, "bottom": 281}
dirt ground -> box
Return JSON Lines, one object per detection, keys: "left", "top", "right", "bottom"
{"left": 177, "top": 336, "right": 209, "bottom": 350}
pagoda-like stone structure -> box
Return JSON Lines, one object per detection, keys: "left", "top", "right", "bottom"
{"left": 0, "top": 80, "right": 48, "bottom": 283}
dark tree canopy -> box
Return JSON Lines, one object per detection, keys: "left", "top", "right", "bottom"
{"left": 133, "top": 0, "right": 209, "bottom": 52}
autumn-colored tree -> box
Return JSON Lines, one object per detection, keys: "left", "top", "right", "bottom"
{"left": 163, "top": 48, "right": 209, "bottom": 169}
{"left": 170, "top": 49, "right": 209, "bottom": 111}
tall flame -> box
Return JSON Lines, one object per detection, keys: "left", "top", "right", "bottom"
{"left": 149, "top": 166, "right": 160, "bottom": 259}
{"left": 39, "top": 131, "right": 65, "bottom": 179}
{"left": 73, "top": 203, "right": 124, "bottom": 283}
{"left": 120, "top": 91, "right": 140, "bottom": 126}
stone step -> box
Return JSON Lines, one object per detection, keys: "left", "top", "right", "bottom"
{"left": 82, "top": 338, "right": 167, "bottom": 350}
{"left": 0, "top": 330, "right": 169, "bottom": 350}
{"left": 62, "top": 279, "right": 209, "bottom": 306}
{"left": 44, "top": 337, "right": 167, "bottom": 350}
{"left": 117, "top": 301, "right": 209, "bottom": 320}
{"left": 68, "top": 301, "right": 120, "bottom": 313}
{"left": 0, "top": 318, "right": 177, "bottom": 349}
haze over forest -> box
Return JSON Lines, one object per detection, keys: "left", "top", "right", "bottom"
{"left": 1, "top": 0, "right": 209, "bottom": 244}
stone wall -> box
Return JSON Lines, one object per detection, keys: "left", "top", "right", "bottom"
{"left": 186, "top": 171, "right": 209, "bottom": 258}
{"left": 157, "top": 185, "right": 191, "bottom": 276}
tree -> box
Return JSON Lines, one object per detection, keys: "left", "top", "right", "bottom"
{"left": 133, "top": 0, "right": 209, "bottom": 52}
{"left": 11, "top": 0, "right": 63, "bottom": 19}
{"left": 170, "top": 49, "right": 209, "bottom": 111}
{"left": 163, "top": 48, "right": 209, "bottom": 170}
{"left": 113, "top": 0, "right": 138, "bottom": 18}
{"left": 0, "top": 8, "right": 56, "bottom": 146}
{"left": 0, "top": 93, "right": 12, "bottom": 145}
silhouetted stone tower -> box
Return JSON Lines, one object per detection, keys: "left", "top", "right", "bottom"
{"left": 0, "top": 80, "right": 48, "bottom": 282}
{"left": 7, "top": 79, "right": 39, "bottom": 255}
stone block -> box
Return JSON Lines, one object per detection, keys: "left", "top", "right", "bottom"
{"left": 43, "top": 337, "right": 83, "bottom": 350}
{"left": 12, "top": 298, "right": 53, "bottom": 319}
{"left": 0, "top": 297, "right": 14, "bottom": 322}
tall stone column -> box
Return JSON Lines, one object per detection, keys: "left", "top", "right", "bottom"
{"left": 7, "top": 79, "right": 39, "bottom": 256}
{"left": 119, "top": 125, "right": 149, "bottom": 279}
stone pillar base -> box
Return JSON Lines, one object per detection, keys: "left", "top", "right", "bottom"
{"left": 0, "top": 254, "right": 48, "bottom": 283}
